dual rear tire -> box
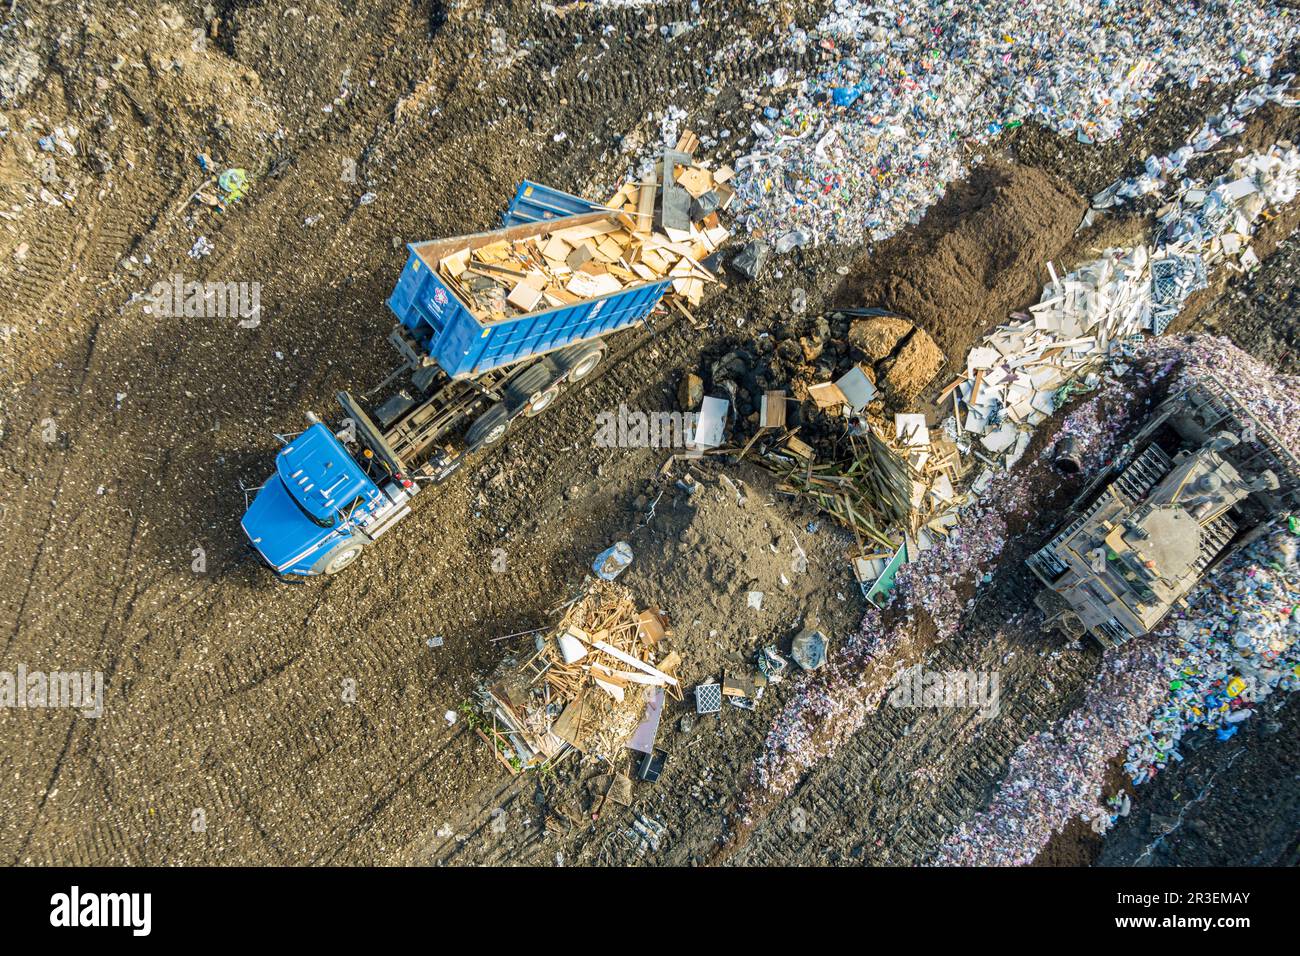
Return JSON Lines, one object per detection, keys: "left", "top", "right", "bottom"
{"left": 464, "top": 341, "right": 606, "bottom": 450}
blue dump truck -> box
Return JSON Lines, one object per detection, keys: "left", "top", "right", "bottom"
{"left": 241, "top": 182, "right": 673, "bottom": 576}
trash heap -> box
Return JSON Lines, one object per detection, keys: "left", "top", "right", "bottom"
{"left": 1121, "top": 530, "right": 1299, "bottom": 789}
{"left": 888, "top": 413, "right": 968, "bottom": 544}
{"left": 727, "top": 2, "right": 1292, "bottom": 247}
{"left": 477, "top": 581, "right": 681, "bottom": 770}
{"left": 1153, "top": 145, "right": 1300, "bottom": 261}
{"left": 434, "top": 136, "right": 731, "bottom": 318}
{"left": 937, "top": 144, "right": 1300, "bottom": 510}
{"left": 1091, "top": 78, "right": 1299, "bottom": 210}
{"left": 932, "top": 522, "right": 1299, "bottom": 866}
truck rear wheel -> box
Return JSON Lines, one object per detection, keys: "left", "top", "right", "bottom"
{"left": 466, "top": 403, "right": 510, "bottom": 450}
{"left": 556, "top": 341, "right": 606, "bottom": 382}
{"left": 505, "top": 363, "right": 561, "bottom": 415}
{"left": 525, "top": 384, "right": 560, "bottom": 416}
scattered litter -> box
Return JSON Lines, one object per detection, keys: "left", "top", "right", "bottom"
{"left": 690, "top": 395, "right": 730, "bottom": 449}
{"left": 218, "top": 167, "right": 250, "bottom": 204}
{"left": 1092, "top": 79, "right": 1298, "bottom": 210}
{"left": 729, "top": 240, "right": 771, "bottom": 281}
{"left": 623, "top": 813, "right": 666, "bottom": 855}
{"left": 695, "top": 681, "right": 723, "bottom": 715}
{"left": 790, "top": 625, "right": 828, "bottom": 672}
{"left": 757, "top": 645, "right": 789, "bottom": 684}
{"left": 593, "top": 541, "right": 634, "bottom": 581}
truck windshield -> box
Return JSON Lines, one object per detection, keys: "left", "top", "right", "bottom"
{"left": 280, "top": 478, "right": 336, "bottom": 529}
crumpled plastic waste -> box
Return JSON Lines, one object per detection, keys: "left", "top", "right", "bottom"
{"left": 726, "top": 2, "right": 1295, "bottom": 246}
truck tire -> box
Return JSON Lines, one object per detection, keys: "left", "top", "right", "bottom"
{"left": 505, "top": 363, "right": 560, "bottom": 415}
{"left": 318, "top": 541, "right": 364, "bottom": 575}
{"left": 556, "top": 341, "right": 606, "bottom": 382}
{"left": 466, "top": 403, "right": 510, "bottom": 450}
{"left": 525, "top": 384, "right": 560, "bottom": 416}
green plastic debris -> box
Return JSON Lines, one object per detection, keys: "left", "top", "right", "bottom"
{"left": 218, "top": 168, "right": 250, "bottom": 203}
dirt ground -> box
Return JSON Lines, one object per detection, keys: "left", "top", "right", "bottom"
{"left": 1096, "top": 696, "right": 1299, "bottom": 867}
{"left": 0, "top": 1, "right": 1296, "bottom": 865}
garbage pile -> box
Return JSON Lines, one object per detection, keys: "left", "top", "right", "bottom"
{"left": 1091, "top": 78, "right": 1299, "bottom": 210}
{"left": 477, "top": 581, "right": 681, "bottom": 770}
{"left": 432, "top": 137, "right": 730, "bottom": 319}
{"left": 932, "top": 522, "right": 1299, "bottom": 866}
{"left": 1119, "top": 530, "right": 1299, "bottom": 789}
{"left": 1153, "top": 144, "right": 1300, "bottom": 256}
{"left": 933, "top": 143, "right": 1300, "bottom": 511}
{"left": 729, "top": 1, "right": 1293, "bottom": 246}
{"left": 943, "top": 246, "right": 1149, "bottom": 477}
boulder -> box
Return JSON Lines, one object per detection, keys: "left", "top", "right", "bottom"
{"left": 847, "top": 315, "right": 913, "bottom": 362}
{"left": 879, "top": 327, "right": 944, "bottom": 405}
{"left": 677, "top": 373, "right": 704, "bottom": 410}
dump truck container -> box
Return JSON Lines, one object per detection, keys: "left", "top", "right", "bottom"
{"left": 387, "top": 181, "right": 672, "bottom": 381}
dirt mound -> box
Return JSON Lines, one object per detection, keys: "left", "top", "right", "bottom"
{"left": 876, "top": 325, "right": 946, "bottom": 407}
{"left": 838, "top": 159, "right": 1085, "bottom": 376}
{"left": 618, "top": 465, "right": 862, "bottom": 688}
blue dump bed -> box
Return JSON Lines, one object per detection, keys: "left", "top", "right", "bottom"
{"left": 387, "top": 182, "right": 672, "bottom": 381}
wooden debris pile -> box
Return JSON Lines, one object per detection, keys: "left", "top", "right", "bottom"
{"left": 888, "top": 412, "right": 969, "bottom": 549}
{"left": 478, "top": 581, "right": 681, "bottom": 771}
{"left": 762, "top": 428, "right": 909, "bottom": 552}
{"left": 751, "top": 404, "right": 969, "bottom": 565}
{"left": 435, "top": 133, "right": 731, "bottom": 320}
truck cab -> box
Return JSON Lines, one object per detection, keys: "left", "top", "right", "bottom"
{"left": 241, "top": 422, "right": 415, "bottom": 576}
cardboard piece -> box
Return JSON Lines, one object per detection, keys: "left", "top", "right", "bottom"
{"left": 690, "top": 396, "right": 729, "bottom": 449}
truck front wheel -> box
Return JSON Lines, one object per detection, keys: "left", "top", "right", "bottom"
{"left": 318, "top": 541, "right": 364, "bottom": 575}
